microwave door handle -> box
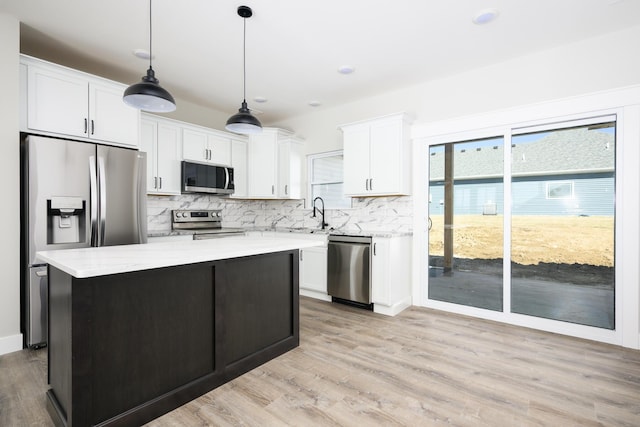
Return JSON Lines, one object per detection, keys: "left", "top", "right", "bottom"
{"left": 225, "top": 167, "right": 230, "bottom": 189}
{"left": 98, "top": 156, "right": 107, "bottom": 246}
{"left": 89, "top": 156, "right": 98, "bottom": 246}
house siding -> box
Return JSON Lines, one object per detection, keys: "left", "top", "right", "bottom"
{"left": 429, "top": 172, "right": 614, "bottom": 216}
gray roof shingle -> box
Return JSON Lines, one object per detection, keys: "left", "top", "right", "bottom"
{"left": 429, "top": 127, "right": 615, "bottom": 181}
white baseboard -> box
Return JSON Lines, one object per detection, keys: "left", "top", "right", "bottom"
{"left": 0, "top": 333, "right": 23, "bottom": 356}
{"left": 373, "top": 296, "right": 412, "bottom": 316}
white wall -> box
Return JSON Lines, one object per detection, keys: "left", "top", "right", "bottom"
{"left": 0, "top": 14, "right": 22, "bottom": 355}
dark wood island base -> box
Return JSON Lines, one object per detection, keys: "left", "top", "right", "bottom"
{"left": 46, "top": 250, "right": 299, "bottom": 427}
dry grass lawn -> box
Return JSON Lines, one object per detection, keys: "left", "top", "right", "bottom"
{"left": 428, "top": 215, "right": 614, "bottom": 267}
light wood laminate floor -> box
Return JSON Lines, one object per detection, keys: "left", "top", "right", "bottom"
{"left": 2, "top": 297, "right": 639, "bottom": 426}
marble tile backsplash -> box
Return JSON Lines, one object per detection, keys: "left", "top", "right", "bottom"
{"left": 147, "top": 194, "right": 413, "bottom": 235}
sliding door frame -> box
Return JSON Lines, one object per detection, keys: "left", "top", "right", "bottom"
{"left": 412, "top": 86, "right": 640, "bottom": 349}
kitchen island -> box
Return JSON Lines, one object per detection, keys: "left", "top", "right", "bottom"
{"left": 37, "top": 236, "right": 322, "bottom": 427}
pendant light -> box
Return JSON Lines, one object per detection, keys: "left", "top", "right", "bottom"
{"left": 226, "top": 5, "right": 262, "bottom": 134}
{"left": 123, "top": 0, "right": 176, "bottom": 112}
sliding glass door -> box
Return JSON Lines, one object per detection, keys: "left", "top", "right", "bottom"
{"left": 428, "top": 137, "right": 504, "bottom": 311}
{"left": 510, "top": 122, "right": 615, "bottom": 329}
{"left": 427, "top": 118, "right": 616, "bottom": 330}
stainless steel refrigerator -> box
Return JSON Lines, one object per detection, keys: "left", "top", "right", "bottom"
{"left": 21, "top": 135, "right": 147, "bottom": 348}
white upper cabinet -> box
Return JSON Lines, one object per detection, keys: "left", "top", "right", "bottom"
{"left": 248, "top": 129, "right": 278, "bottom": 198}
{"left": 278, "top": 137, "right": 303, "bottom": 199}
{"left": 21, "top": 55, "right": 139, "bottom": 147}
{"left": 248, "top": 128, "right": 304, "bottom": 199}
{"left": 182, "top": 126, "right": 232, "bottom": 166}
{"left": 140, "top": 115, "right": 182, "bottom": 195}
{"left": 88, "top": 81, "right": 140, "bottom": 146}
{"left": 230, "top": 139, "right": 248, "bottom": 198}
{"left": 341, "top": 113, "right": 413, "bottom": 197}
{"left": 142, "top": 113, "right": 247, "bottom": 196}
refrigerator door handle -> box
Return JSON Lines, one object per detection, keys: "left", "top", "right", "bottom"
{"left": 98, "top": 156, "right": 107, "bottom": 246}
{"left": 89, "top": 156, "right": 99, "bottom": 246}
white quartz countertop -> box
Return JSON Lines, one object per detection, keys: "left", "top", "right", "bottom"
{"left": 36, "top": 236, "right": 323, "bottom": 279}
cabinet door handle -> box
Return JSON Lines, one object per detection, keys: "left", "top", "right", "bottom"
{"left": 374, "top": 242, "right": 377, "bottom": 256}
{"left": 84, "top": 118, "right": 88, "bottom": 134}
{"left": 208, "top": 149, "right": 211, "bottom": 160}
{"left": 91, "top": 120, "right": 95, "bottom": 135}
{"left": 203, "top": 148, "right": 208, "bottom": 160}
{"left": 154, "top": 176, "right": 158, "bottom": 189}
{"left": 300, "top": 250, "right": 303, "bottom": 261}
{"left": 159, "top": 177, "right": 163, "bottom": 189}
{"left": 285, "top": 184, "right": 288, "bottom": 195}
{"left": 365, "top": 179, "right": 369, "bottom": 191}
{"left": 370, "top": 178, "right": 373, "bottom": 191}
{"left": 272, "top": 185, "right": 275, "bottom": 195}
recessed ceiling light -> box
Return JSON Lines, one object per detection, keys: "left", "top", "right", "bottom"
{"left": 337, "top": 65, "right": 355, "bottom": 75}
{"left": 132, "top": 49, "right": 152, "bottom": 60}
{"left": 472, "top": 8, "right": 499, "bottom": 25}
{"left": 253, "top": 96, "right": 268, "bottom": 103}
{"left": 308, "top": 100, "right": 321, "bottom": 107}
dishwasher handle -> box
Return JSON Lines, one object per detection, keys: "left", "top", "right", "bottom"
{"left": 328, "top": 235, "right": 372, "bottom": 245}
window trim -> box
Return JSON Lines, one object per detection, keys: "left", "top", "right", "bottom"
{"left": 307, "top": 150, "right": 352, "bottom": 210}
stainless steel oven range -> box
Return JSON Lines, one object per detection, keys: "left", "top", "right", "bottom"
{"left": 172, "top": 209, "right": 245, "bottom": 239}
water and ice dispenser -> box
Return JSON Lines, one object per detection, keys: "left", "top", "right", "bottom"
{"left": 47, "top": 196, "right": 86, "bottom": 244}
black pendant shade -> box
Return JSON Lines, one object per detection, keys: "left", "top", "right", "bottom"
{"left": 123, "top": 0, "right": 176, "bottom": 113}
{"left": 226, "top": 5, "right": 262, "bottom": 134}
{"left": 123, "top": 67, "right": 176, "bottom": 113}
{"left": 226, "top": 100, "right": 262, "bottom": 134}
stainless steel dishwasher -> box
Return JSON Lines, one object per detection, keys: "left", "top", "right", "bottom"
{"left": 327, "top": 235, "right": 373, "bottom": 309}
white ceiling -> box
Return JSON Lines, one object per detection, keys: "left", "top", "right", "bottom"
{"left": 2, "top": 0, "right": 640, "bottom": 124}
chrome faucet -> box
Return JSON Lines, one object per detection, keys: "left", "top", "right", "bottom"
{"left": 312, "top": 196, "right": 328, "bottom": 230}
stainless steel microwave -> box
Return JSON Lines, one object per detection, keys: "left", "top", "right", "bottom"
{"left": 181, "top": 161, "right": 235, "bottom": 195}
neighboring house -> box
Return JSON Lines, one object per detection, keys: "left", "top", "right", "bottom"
{"left": 428, "top": 127, "right": 615, "bottom": 216}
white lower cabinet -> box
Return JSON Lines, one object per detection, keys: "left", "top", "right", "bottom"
{"left": 300, "top": 245, "right": 330, "bottom": 301}
{"left": 270, "top": 231, "right": 330, "bottom": 301}
{"left": 371, "top": 235, "right": 412, "bottom": 316}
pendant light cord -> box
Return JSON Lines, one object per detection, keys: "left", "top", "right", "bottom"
{"left": 242, "top": 15, "right": 247, "bottom": 102}
{"left": 149, "top": 0, "right": 153, "bottom": 70}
